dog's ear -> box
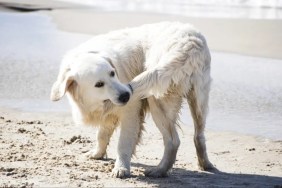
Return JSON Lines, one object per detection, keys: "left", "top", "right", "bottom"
{"left": 50, "top": 72, "right": 75, "bottom": 101}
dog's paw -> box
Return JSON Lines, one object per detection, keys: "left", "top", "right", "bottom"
{"left": 144, "top": 167, "right": 168, "bottom": 178}
{"left": 199, "top": 161, "right": 217, "bottom": 172}
{"left": 111, "top": 167, "right": 130, "bottom": 178}
{"left": 83, "top": 150, "right": 105, "bottom": 160}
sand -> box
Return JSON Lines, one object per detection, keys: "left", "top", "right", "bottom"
{"left": 1, "top": 109, "right": 282, "bottom": 187}
{"left": 0, "top": 1, "right": 282, "bottom": 187}
{"left": 46, "top": 9, "right": 282, "bottom": 59}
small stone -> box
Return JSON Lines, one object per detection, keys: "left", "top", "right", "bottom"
{"left": 18, "top": 128, "right": 27, "bottom": 133}
{"left": 65, "top": 163, "right": 71, "bottom": 167}
{"left": 6, "top": 172, "right": 17, "bottom": 176}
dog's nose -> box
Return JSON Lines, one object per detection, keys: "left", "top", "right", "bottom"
{"left": 118, "top": 92, "right": 130, "bottom": 103}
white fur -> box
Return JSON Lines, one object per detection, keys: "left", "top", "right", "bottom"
{"left": 50, "top": 22, "right": 214, "bottom": 178}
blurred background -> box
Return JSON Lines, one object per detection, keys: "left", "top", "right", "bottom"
{"left": 0, "top": 0, "right": 281, "bottom": 139}
{"left": 58, "top": 0, "right": 282, "bottom": 19}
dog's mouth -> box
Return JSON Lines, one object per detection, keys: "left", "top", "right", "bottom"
{"left": 103, "top": 99, "right": 126, "bottom": 106}
{"left": 103, "top": 98, "right": 129, "bottom": 107}
{"left": 104, "top": 99, "right": 122, "bottom": 105}
{"left": 103, "top": 89, "right": 131, "bottom": 107}
{"left": 103, "top": 99, "right": 112, "bottom": 105}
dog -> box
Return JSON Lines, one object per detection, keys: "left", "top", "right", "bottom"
{"left": 50, "top": 22, "right": 214, "bottom": 178}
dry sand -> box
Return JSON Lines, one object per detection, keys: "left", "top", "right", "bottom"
{"left": 46, "top": 9, "right": 282, "bottom": 59}
{"left": 1, "top": 109, "right": 282, "bottom": 187}
{"left": 0, "top": 1, "right": 282, "bottom": 187}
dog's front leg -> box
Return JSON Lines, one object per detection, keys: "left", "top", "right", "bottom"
{"left": 112, "top": 111, "right": 141, "bottom": 178}
{"left": 85, "top": 126, "right": 115, "bottom": 160}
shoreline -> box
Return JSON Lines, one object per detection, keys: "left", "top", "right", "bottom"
{"left": 0, "top": 105, "right": 279, "bottom": 142}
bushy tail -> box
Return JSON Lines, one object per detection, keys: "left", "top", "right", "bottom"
{"left": 130, "top": 34, "right": 211, "bottom": 101}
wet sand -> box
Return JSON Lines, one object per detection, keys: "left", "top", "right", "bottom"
{"left": 0, "top": 1, "right": 282, "bottom": 187}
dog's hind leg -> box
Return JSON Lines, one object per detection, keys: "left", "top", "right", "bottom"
{"left": 145, "top": 95, "right": 182, "bottom": 177}
{"left": 187, "top": 73, "right": 214, "bottom": 171}
{"left": 85, "top": 126, "right": 115, "bottom": 160}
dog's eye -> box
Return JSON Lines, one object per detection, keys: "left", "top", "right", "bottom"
{"left": 110, "top": 71, "right": 115, "bottom": 77}
{"left": 95, "top": 81, "right": 104, "bottom": 88}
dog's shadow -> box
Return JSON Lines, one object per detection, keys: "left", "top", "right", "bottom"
{"left": 129, "top": 162, "right": 282, "bottom": 187}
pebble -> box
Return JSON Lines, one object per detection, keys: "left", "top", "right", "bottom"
{"left": 18, "top": 128, "right": 27, "bottom": 133}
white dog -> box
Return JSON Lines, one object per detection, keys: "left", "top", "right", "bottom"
{"left": 50, "top": 22, "right": 214, "bottom": 178}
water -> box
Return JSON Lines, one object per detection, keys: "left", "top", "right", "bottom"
{"left": 0, "top": 12, "right": 89, "bottom": 108}
{"left": 181, "top": 53, "right": 282, "bottom": 140}
{"left": 59, "top": 0, "right": 282, "bottom": 19}
{"left": 0, "top": 12, "right": 89, "bottom": 112}
{"left": 0, "top": 12, "right": 281, "bottom": 140}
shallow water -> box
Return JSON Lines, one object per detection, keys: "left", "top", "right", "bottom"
{"left": 0, "top": 12, "right": 89, "bottom": 100}
{"left": 181, "top": 53, "right": 282, "bottom": 140}
{"left": 0, "top": 12, "right": 281, "bottom": 140}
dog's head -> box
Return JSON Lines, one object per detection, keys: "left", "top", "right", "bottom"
{"left": 50, "top": 52, "right": 132, "bottom": 110}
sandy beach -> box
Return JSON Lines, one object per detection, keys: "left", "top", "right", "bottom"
{"left": 0, "top": 0, "right": 282, "bottom": 187}
{"left": 1, "top": 109, "right": 282, "bottom": 187}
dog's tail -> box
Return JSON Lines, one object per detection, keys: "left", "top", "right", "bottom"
{"left": 130, "top": 33, "right": 211, "bottom": 104}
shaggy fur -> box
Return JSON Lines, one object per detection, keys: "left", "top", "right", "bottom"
{"left": 50, "top": 22, "right": 214, "bottom": 178}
